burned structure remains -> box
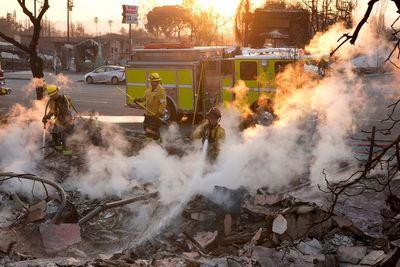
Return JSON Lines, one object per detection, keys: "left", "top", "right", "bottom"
{"left": 248, "top": 9, "right": 311, "bottom": 48}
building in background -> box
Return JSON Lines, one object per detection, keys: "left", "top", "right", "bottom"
{"left": 248, "top": 9, "right": 311, "bottom": 48}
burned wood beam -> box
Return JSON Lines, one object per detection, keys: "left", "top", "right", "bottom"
{"left": 182, "top": 231, "right": 208, "bottom": 256}
{"left": 78, "top": 191, "right": 159, "bottom": 225}
{"left": 205, "top": 228, "right": 270, "bottom": 251}
{"left": 0, "top": 172, "right": 66, "bottom": 224}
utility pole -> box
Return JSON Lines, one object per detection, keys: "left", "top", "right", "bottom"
{"left": 67, "top": 0, "right": 73, "bottom": 42}
{"left": 67, "top": 0, "right": 69, "bottom": 41}
{"left": 129, "top": 24, "right": 132, "bottom": 60}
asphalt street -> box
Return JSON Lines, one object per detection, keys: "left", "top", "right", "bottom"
{"left": 0, "top": 73, "right": 138, "bottom": 116}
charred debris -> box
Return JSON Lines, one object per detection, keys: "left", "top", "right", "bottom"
{"left": 0, "top": 100, "right": 399, "bottom": 267}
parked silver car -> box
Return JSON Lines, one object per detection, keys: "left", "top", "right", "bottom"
{"left": 84, "top": 65, "right": 125, "bottom": 85}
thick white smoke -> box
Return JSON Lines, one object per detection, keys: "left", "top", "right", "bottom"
{"left": 0, "top": 101, "right": 45, "bottom": 173}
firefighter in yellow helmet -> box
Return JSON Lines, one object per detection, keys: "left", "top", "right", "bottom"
{"left": 134, "top": 73, "right": 167, "bottom": 141}
{"left": 42, "top": 84, "right": 74, "bottom": 155}
{"left": 193, "top": 107, "right": 226, "bottom": 161}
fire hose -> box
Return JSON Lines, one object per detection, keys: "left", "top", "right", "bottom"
{"left": 115, "top": 86, "right": 169, "bottom": 125}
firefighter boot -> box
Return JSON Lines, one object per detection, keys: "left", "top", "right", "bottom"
{"left": 63, "top": 148, "right": 73, "bottom": 156}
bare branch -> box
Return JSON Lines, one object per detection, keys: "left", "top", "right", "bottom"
{"left": 331, "top": 0, "right": 380, "bottom": 56}
{"left": 17, "top": 0, "right": 35, "bottom": 22}
{"left": 0, "top": 32, "right": 31, "bottom": 54}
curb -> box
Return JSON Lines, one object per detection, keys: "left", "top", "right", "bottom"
{"left": 5, "top": 77, "right": 31, "bottom": 81}
{"left": 6, "top": 77, "right": 84, "bottom": 83}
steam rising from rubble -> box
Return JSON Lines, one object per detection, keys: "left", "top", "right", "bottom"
{"left": 0, "top": 101, "right": 45, "bottom": 173}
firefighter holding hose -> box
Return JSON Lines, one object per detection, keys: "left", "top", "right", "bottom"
{"left": 42, "top": 84, "right": 75, "bottom": 155}
{"left": 134, "top": 73, "right": 167, "bottom": 142}
{"left": 193, "top": 107, "right": 226, "bottom": 161}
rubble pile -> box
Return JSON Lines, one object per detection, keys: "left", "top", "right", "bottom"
{"left": 2, "top": 173, "right": 400, "bottom": 267}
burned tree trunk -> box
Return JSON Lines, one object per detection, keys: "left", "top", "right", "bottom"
{"left": 0, "top": 0, "right": 49, "bottom": 100}
{"left": 30, "top": 55, "right": 44, "bottom": 78}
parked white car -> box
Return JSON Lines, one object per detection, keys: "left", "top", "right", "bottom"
{"left": 84, "top": 65, "right": 125, "bottom": 85}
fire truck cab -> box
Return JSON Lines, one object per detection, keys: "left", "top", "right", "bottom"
{"left": 124, "top": 46, "right": 322, "bottom": 123}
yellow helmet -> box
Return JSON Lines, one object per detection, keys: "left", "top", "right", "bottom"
{"left": 148, "top": 73, "right": 161, "bottom": 82}
{"left": 206, "top": 107, "right": 222, "bottom": 119}
{"left": 47, "top": 84, "right": 59, "bottom": 97}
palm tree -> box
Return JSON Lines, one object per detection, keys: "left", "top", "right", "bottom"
{"left": 94, "top": 16, "right": 99, "bottom": 36}
{"left": 108, "top": 20, "right": 113, "bottom": 33}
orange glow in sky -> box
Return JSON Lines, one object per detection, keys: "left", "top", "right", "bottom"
{"left": 195, "top": 0, "right": 264, "bottom": 17}
{"left": 0, "top": 0, "right": 265, "bottom": 34}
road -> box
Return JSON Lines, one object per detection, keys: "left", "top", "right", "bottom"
{"left": 0, "top": 78, "right": 139, "bottom": 116}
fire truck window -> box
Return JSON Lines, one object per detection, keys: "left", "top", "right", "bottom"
{"left": 240, "top": 61, "right": 257, "bottom": 80}
{"left": 221, "top": 61, "right": 233, "bottom": 75}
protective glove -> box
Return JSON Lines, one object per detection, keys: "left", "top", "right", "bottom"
{"left": 134, "top": 97, "right": 144, "bottom": 104}
{"left": 42, "top": 115, "right": 50, "bottom": 124}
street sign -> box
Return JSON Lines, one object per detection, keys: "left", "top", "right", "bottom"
{"left": 122, "top": 5, "right": 139, "bottom": 24}
{"left": 122, "top": 14, "right": 138, "bottom": 24}
{"left": 122, "top": 5, "right": 138, "bottom": 14}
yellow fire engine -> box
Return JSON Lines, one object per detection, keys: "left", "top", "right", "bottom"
{"left": 124, "top": 46, "right": 323, "bottom": 123}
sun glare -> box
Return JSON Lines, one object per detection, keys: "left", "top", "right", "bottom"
{"left": 196, "top": 0, "right": 265, "bottom": 17}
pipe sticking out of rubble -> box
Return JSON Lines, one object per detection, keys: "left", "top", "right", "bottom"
{"left": 0, "top": 172, "right": 66, "bottom": 224}
{"left": 78, "top": 191, "right": 159, "bottom": 226}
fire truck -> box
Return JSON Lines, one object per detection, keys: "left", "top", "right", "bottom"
{"left": 124, "top": 45, "right": 323, "bottom": 123}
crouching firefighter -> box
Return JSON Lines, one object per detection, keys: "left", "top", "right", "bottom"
{"left": 134, "top": 73, "right": 167, "bottom": 142}
{"left": 42, "top": 84, "right": 75, "bottom": 155}
{"left": 193, "top": 107, "right": 226, "bottom": 162}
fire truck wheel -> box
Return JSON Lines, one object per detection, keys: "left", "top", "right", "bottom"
{"left": 250, "top": 101, "right": 277, "bottom": 127}
{"left": 86, "top": 76, "right": 93, "bottom": 84}
{"left": 111, "top": 76, "right": 119, "bottom": 85}
{"left": 165, "top": 99, "right": 177, "bottom": 122}
{"left": 256, "top": 109, "right": 274, "bottom": 126}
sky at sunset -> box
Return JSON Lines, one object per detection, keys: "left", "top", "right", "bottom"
{"left": 0, "top": 0, "right": 265, "bottom": 34}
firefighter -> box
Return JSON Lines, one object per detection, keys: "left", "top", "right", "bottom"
{"left": 193, "top": 107, "right": 226, "bottom": 161}
{"left": 134, "top": 73, "right": 167, "bottom": 141}
{"left": 42, "top": 84, "right": 74, "bottom": 155}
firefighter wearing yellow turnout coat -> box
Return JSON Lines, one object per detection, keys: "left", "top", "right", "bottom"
{"left": 42, "top": 84, "right": 74, "bottom": 155}
{"left": 134, "top": 73, "right": 167, "bottom": 141}
{"left": 193, "top": 107, "right": 225, "bottom": 161}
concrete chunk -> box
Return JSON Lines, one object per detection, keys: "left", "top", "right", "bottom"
{"left": 337, "top": 246, "right": 367, "bottom": 264}
{"left": 296, "top": 238, "right": 323, "bottom": 256}
{"left": 39, "top": 223, "right": 81, "bottom": 253}
{"left": 272, "top": 214, "right": 287, "bottom": 234}
{"left": 359, "top": 250, "right": 385, "bottom": 265}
